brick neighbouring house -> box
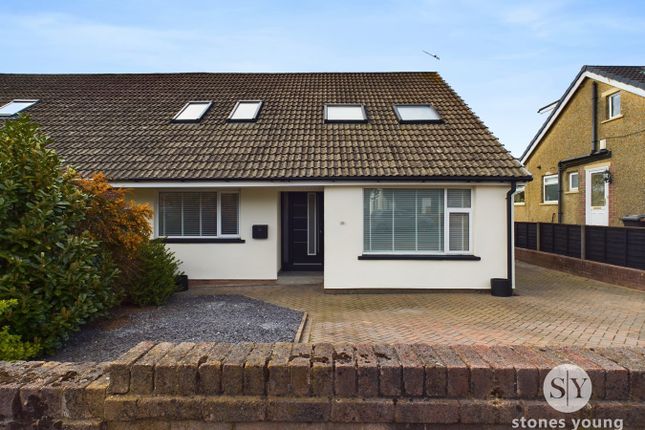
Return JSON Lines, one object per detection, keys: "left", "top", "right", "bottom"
{"left": 515, "top": 65, "right": 645, "bottom": 227}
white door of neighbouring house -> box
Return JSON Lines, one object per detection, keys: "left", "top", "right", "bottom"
{"left": 585, "top": 167, "right": 609, "bottom": 226}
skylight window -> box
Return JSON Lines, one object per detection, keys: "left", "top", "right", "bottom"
{"left": 173, "top": 101, "right": 212, "bottom": 122}
{"left": 324, "top": 104, "right": 367, "bottom": 123}
{"left": 0, "top": 99, "right": 39, "bottom": 117}
{"left": 393, "top": 104, "right": 441, "bottom": 123}
{"left": 228, "top": 100, "right": 263, "bottom": 121}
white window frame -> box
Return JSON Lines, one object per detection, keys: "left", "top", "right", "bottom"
{"left": 607, "top": 92, "right": 621, "bottom": 119}
{"left": 172, "top": 101, "right": 212, "bottom": 122}
{"left": 393, "top": 104, "right": 441, "bottom": 123}
{"left": 513, "top": 185, "right": 526, "bottom": 205}
{"left": 156, "top": 190, "right": 240, "bottom": 239}
{"left": 543, "top": 175, "right": 559, "bottom": 204}
{"left": 363, "top": 188, "right": 473, "bottom": 255}
{"left": 306, "top": 192, "right": 318, "bottom": 256}
{"left": 324, "top": 104, "right": 368, "bottom": 123}
{"left": 0, "top": 99, "right": 39, "bottom": 117}
{"left": 228, "top": 100, "right": 263, "bottom": 122}
{"left": 568, "top": 172, "right": 579, "bottom": 192}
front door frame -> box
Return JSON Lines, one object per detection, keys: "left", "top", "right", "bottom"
{"left": 585, "top": 166, "right": 609, "bottom": 226}
{"left": 281, "top": 191, "right": 324, "bottom": 271}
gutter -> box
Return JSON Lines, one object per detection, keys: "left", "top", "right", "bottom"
{"left": 506, "top": 181, "right": 517, "bottom": 285}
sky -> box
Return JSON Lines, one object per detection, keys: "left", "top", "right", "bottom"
{"left": 2, "top": 0, "right": 643, "bottom": 156}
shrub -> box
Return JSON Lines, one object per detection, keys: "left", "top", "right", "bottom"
{"left": 0, "top": 117, "right": 118, "bottom": 354}
{"left": 128, "top": 240, "right": 181, "bottom": 306}
{"left": 0, "top": 300, "right": 40, "bottom": 360}
{"left": 76, "top": 173, "right": 152, "bottom": 300}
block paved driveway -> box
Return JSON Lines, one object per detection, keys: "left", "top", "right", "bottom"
{"left": 189, "top": 262, "right": 644, "bottom": 347}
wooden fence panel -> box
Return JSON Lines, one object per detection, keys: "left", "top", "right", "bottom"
{"left": 515, "top": 221, "right": 644, "bottom": 271}
{"left": 540, "top": 223, "right": 554, "bottom": 253}
{"left": 626, "top": 228, "right": 645, "bottom": 270}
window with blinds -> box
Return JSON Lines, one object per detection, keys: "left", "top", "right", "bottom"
{"left": 158, "top": 191, "right": 239, "bottom": 237}
{"left": 363, "top": 188, "right": 471, "bottom": 254}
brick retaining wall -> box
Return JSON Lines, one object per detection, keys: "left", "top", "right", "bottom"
{"left": 516, "top": 247, "right": 645, "bottom": 291}
{"left": 1, "top": 342, "right": 644, "bottom": 429}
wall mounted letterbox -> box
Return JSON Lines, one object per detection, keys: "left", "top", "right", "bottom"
{"left": 252, "top": 224, "right": 268, "bottom": 239}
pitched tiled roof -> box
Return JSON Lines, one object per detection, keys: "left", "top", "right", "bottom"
{"left": 585, "top": 65, "right": 645, "bottom": 90}
{"left": 0, "top": 72, "right": 528, "bottom": 181}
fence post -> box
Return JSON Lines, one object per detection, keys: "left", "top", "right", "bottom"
{"left": 536, "top": 223, "right": 541, "bottom": 252}
{"left": 580, "top": 224, "right": 586, "bottom": 260}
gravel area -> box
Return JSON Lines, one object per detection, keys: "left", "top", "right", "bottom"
{"left": 48, "top": 294, "right": 304, "bottom": 362}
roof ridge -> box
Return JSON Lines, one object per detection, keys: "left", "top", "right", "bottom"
{"left": 0, "top": 71, "right": 440, "bottom": 77}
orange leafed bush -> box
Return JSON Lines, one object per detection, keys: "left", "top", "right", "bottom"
{"left": 76, "top": 173, "right": 153, "bottom": 298}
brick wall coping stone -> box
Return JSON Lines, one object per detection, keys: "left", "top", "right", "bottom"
{"left": 1, "top": 342, "right": 643, "bottom": 429}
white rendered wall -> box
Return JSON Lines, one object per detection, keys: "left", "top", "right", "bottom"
{"left": 323, "top": 185, "right": 511, "bottom": 289}
{"left": 130, "top": 188, "right": 280, "bottom": 280}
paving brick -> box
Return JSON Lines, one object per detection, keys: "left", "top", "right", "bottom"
{"left": 201, "top": 396, "right": 266, "bottom": 422}
{"left": 108, "top": 341, "right": 156, "bottom": 394}
{"left": 472, "top": 345, "right": 516, "bottom": 399}
{"left": 413, "top": 344, "right": 447, "bottom": 397}
{"left": 0, "top": 383, "right": 22, "bottom": 418}
{"left": 333, "top": 343, "right": 356, "bottom": 397}
{"left": 453, "top": 345, "right": 494, "bottom": 399}
{"left": 596, "top": 347, "right": 645, "bottom": 401}
{"left": 373, "top": 344, "right": 401, "bottom": 397}
{"left": 593, "top": 401, "right": 645, "bottom": 428}
{"left": 510, "top": 346, "right": 561, "bottom": 397}
{"left": 154, "top": 343, "right": 195, "bottom": 395}
{"left": 432, "top": 346, "right": 469, "bottom": 397}
{"left": 394, "top": 399, "right": 459, "bottom": 424}
{"left": 394, "top": 344, "right": 424, "bottom": 396}
{"left": 267, "top": 343, "right": 292, "bottom": 396}
{"left": 575, "top": 347, "right": 629, "bottom": 400}
{"left": 135, "top": 397, "right": 202, "bottom": 420}
{"left": 176, "top": 343, "right": 214, "bottom": 396}
{"left": 289, "top": 344, "right": 312, "bottom": 396}
{"left": 221, "top": 343, "right": 254, "bottom": 396}
{"left": 197, "top": 343, "right": 231, "bottom": 395}
{"left": 330, "top": 399, "right": 394, "bottom": 423}
{"left": 198, "top": 262, "right": 644, "bottom": 348}
{"left": 130, "top": 342, "right": 174, "bottom": 395}
{"left": 311, "top": 343, "right": 334, "bottom": 397}
{"left": 355, "top": 344, "right": 379, "bottom": 397}
{"left": 492, "top": 346, "right": 539, "bottom": 399}
{"left": 243, "top": 343, "right": 273, "bottom": 396}
{"left": 266, "top": 397, "right": 330, "bottom": 422}
{"left": 552, "top": 347, "right": 606, "bottom": 400}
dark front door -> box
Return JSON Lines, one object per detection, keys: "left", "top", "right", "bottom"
{"left": 282, "top": 192, "right": 323, "bottom": 271}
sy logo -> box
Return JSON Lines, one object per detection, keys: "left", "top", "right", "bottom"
{"left": 543, "top": 364, "right": 592, "bottom": 413}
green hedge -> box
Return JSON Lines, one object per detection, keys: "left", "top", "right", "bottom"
{"left": 0, "top": 117, "right": 119, "bottom": 356}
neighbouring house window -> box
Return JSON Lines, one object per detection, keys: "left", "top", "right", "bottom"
{"left": 363, "top": 188, "right": 472, "bottom": 254}
{"left": 607, "top": 92, "right": 621, "bottom": 119}
{"left": 569, "top": 172, "right": 579, "bottom": 192}
{"left": 543, "top": 175, "right": 559, "bottom": 204}
{"left": 324, "top": 104, "right": 367, "bottom": 122}
{"left": 158, "top": 191, "right": 239, "bottom": 237}
{"left": 514, "top": 185, "right": 525, "bottom": 205}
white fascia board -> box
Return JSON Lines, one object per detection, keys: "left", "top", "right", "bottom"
{"left": 521, "top": 71, "right": 645, "bottom": 165}
{"left": 110, "top": 180, "right": 512, "bottom": 189}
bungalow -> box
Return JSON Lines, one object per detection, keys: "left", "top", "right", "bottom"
{"left": 0, "top": 72, "right": 530, "bottom": 289}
